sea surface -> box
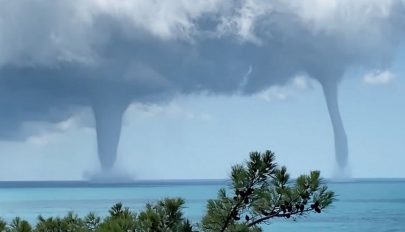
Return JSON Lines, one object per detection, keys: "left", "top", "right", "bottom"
{"left": 0, "top": 179, "right": 404, "bottom": 231}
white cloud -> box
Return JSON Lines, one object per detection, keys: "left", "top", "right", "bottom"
{"left": 217, "top": 0, "right": 272, "bottom": 43}
{"left": 26, "top": 134, "right": 52, "bottom": 146}
{"left": 124, "top": 101, "right": 213, "bottom": 124}
{"left": 20, "top": 109, "right": 93, "bottom": 146}
{"left": 24, "top": 119, "right": 77, "bottom": 146}
{"left": 256, "top": 75, "right": 314, "bottom": 102}
{"left": 363, "top": 70, "right": 394, "bottom": 85}
{"left": 92, "top": 0, "right": 225, "bottom": 40}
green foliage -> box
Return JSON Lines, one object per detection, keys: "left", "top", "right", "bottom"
{"left": 98, "top": 202, "right": 137, "bottom": 232}
{"left": 136, "top": 198, "right": 192, "bottom": 232}
{"left": 200, "top": 150, "right": 335, "bottom": 232}
{"left": 8, "top": 217, "right": 32, "bottom": 232}
{"left": 84, "top": 212, "right": 101, "bottom": 231}
{"left": 35, "top": 212, "right": 88, "bottom": 232}
{"left": 0, "top": 150, "right": 334, "bottom": 232}
{"left": 0, "top": 218, "right": 7, "bottom": 232}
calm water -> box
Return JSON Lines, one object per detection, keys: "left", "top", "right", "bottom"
{"left": 0, "top": 180, "right": 404, "bottom": 231}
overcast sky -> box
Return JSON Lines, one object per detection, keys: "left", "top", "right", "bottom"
{"left": 0, "top": 0, "right": 404, "bottom": 180}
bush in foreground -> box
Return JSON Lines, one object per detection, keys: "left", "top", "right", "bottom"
{"left": 0, "top": 150, "right": 335, "bottom": 232}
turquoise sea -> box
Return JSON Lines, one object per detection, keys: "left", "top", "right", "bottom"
{"left": 0, "top": 179, "right": 404, "bottom": 231}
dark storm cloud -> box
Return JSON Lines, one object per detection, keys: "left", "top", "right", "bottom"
{"left": 1, "top": 0, "right": 404, "bottom": 172}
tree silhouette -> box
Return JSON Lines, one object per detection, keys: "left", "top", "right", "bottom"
{"left": 201, "top": 150, "right": 334, "bottom": 231}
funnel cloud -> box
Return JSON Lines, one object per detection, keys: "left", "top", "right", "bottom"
{"left": 320, "top": 80, "right": 348, "bottom": 169}
{"left": 92, "top": 97, "right": 129, "bottom": 170}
